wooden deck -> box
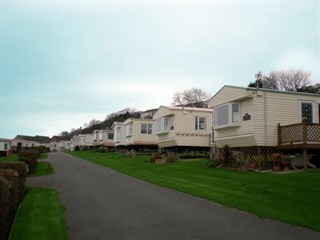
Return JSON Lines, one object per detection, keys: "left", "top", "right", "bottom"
{"left": 278, "top": 122, "right": 320, "bottom": 149}
{"left": 278, "top": 122, "right": 320, "bottom": 170}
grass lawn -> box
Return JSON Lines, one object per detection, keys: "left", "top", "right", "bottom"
{"left": 5, "top": 153, "right": 66, "bottom": 240}
{"left": 71, "top": 151, "right": 320, "bottom": 231}
{"left": 10, "top": 188, "right": 67, "bottom": 240}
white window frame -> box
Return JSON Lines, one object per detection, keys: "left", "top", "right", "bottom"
{"left": 116, "top": 127, "right": 121, "bottom": 142}
{"left": 126, "top": 123, "right": 133, "bottom": 137}
{"left": 108, "top": 133, "right": 114, "bottom": 140}
{"left": 195, "top": 116, "right": 208, "bottom": 131}
{"left": 141, "top": 123, "right": 153, "bottom": 135}
{"left": 155, "top": 117, "right": 170, "bottom": 134}
{"left": 300, "top": 101, "right": 314, "bottom": 123}
{"left": 213, "top": 102, "right": 240, "bottom": 129}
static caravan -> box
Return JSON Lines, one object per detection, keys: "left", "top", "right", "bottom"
{"left": 208, "top": 85, "right": 320, "bottom": 168}
{"left": 123, "top": 118, "right": 157, "bottom": 150}
{"left": 153, "top": 106, "right": 212, "bottom": 150}
{"left": 93, "top": 129, "right": 114, "bottom": 148}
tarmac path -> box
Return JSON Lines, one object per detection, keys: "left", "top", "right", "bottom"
{"left": 27, "top": 152, "right": 320, "bottom": 240}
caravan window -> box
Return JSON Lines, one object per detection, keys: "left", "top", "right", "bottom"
{"left": 214, "top": 103, "right": 240, "bottom": 128}
{"left": 195, "top": 116, "right": 207, "bottom": 130}
{"left": 301, "top": 102, "right": 313, "bottom": 123}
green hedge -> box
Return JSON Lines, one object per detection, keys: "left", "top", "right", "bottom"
{"left": 0, "top": 161, "right": 28, "bottom": 200}
{"left": 0, "top": 176, "right": 10, "bottom": 240}
{"left": 18, "top": 150, "right": 38, "bottom": 175}
{"left": 0, "top": 162, "right": 28, "bottom": 240}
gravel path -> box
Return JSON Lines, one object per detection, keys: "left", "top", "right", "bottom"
{"left": 27, "top": 152, "right": 320, "bottom": 240}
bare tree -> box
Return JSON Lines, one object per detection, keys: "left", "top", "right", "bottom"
{"left": 249, "top": 69, "right": 311, "bottom": 92}
{"left": 276, "top": 69, "right": 311, "bottom": 91}
{"left": 172, "top": 87, "right": 211, "bottom": 106}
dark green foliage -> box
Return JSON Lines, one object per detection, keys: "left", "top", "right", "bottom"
{"left": 18, "top": 150, "right": 38, "bottom": 175}
{"left": 74, "top": 145, "right": 80, "bottom": 151}
{"left": 220, "top": 145, "right": 234, "bottom": 166}
{"left": 0, "top": 161, "right": 27, "bottom": 200}
{"left": 0, "top": 167, "right": 26, "bottom": 240}
{"left": 0, "top": 176, "right": 10, "bottom": 240}
{"left": 0, "top": 169, "right": 20, "bottom": 212}
{"left": 98, "top": 147, "right": 107, "bottom": 153}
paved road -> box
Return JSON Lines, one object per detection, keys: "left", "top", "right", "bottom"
{"left": 28, "top": 152, "right": 320, "bottom": 240}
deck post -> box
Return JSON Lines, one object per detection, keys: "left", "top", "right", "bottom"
{"left": 277, "top": 123, "right": 281, "bottom": 147}
{"left": 303, "top": 148, "right": 308, "bottom": 171}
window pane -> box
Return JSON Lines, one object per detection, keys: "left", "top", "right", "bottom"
{"left": 232, "top": 103, "right": 239, "bottom": 123}
{"left": 199, "top": 117, "right": 207, "bottom": 130}
{"left": 108, "top": 133, "right": 114, "bottom": 140}
{"left": 301, "top": 102, "right": 313, "bottom": 123}
{"left": 195, "top": 116, "right": 199, "bottom": 130}
{"left": 164, "top": 117, "right": 169, "bottom": 131}
{"left": 148, "top": 124, "right": 153, "bottom": 134}
{"left": 141, "top": 124, "right": 147, "bottom": 134}
{"left": 214, "top": 105, "right": 228, "bottom": 126}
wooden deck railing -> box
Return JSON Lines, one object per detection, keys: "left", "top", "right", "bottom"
{"left": 278, "top": 122, "right": 320, "bottom": 149}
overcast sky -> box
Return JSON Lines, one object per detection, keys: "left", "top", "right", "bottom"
{"left": 1, "top": 0, "right": 319, "bottom": 139}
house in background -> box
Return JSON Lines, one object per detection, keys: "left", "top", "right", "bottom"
{"left": 153, "top": 106, "right": 212, "bottom": 152}
{"left": 0, "top": 139, "right": 12, "bottom": 157}
{"left": 208, "top": 85, "right": 320, "bottom": 168}
{"left": 93, "top": 129, "right": 114, "bottom": 148}
{"left": 50, "top": 136, "right": 71, "bottom": 151}
{"left": 11, "top": 135, "right": 50, "bottom": 152}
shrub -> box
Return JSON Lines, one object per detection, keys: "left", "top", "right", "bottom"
{"left": 0, "top": 162, "right": 27, "bottom": 202}
{"left": 74, "top": 145, "right": 80, "bottom": 151}
{"left": 220, "top": 145, "right": 235, "bottom": 166}
{"left": 99, "top": 147, "right": 107, "bottom": 153}
{"left": 18, "top": 150, "right": 38, "bottom": 175}
{"left": 166, "top": 152, "right": 179, "bottom": 163}
{"left": 0, "top": 169, "right": 20, "bottom": 213}
{"left": 0, "top": 176, "right": 10, "bottom": 240}
{"left": 150, "top": 153, "right": 160, "bottom": 163}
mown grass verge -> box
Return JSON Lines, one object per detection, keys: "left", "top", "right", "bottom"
{"left": 71, "top": 151, "right": 320, "bottom": 231}
{"left": 10, "top": 188, "right": 67, "bottom": 240}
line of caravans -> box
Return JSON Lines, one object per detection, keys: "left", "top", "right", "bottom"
{"left": 2, "top": 85, "right": 319, "bottom": 166}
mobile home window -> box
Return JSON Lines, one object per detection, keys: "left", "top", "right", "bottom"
{"left": 214, "top": 103, "right": 240, "bottom": 127}
{"left": 108, "top": 133, "right": 114, "bottom": 140}
{"left": 195, "top": 116, "right": 207, "bottom": 130}
{"left": 156, "top": 117, "right": 169, "bottom": 133}
{"left": 116, "top": 127, "right": 121, "bottom": 141}
{"left": 126, "top": 123, "right": 133, "bottom": 136}
{"left": 141, "top": 124, "right": 153, "bottom": 134}
{"left": 232, "top": 103, "right": 240, "bottom": 123}
{"left": 301, "top": 102, "right": 313, "bottom": 123}
{"left": 214, "top": 104, "right": 229, "bottom": 126}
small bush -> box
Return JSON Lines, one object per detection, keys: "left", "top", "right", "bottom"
{"left": 18, "top": 150, "right": 38, "bottom": 175}
{"left": 0, "top": 176, "right": 10, "bottom": 240}
{"left": 0, "top": 161, "right": 27, "bottom": 201}
{"left": 99, "top": 147, "right": 107, "bottom": 153}
{"left": 0, "top": 169, "right": 20, "bottom": 213}
{"left": 150, "top": 153, "right": 160, "bottom": 163}
{"left": 74, "top": 145, "right": 80, "bottom": 151}
{"left": 220, "top": 145, "right": 235, "bottom": 166}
